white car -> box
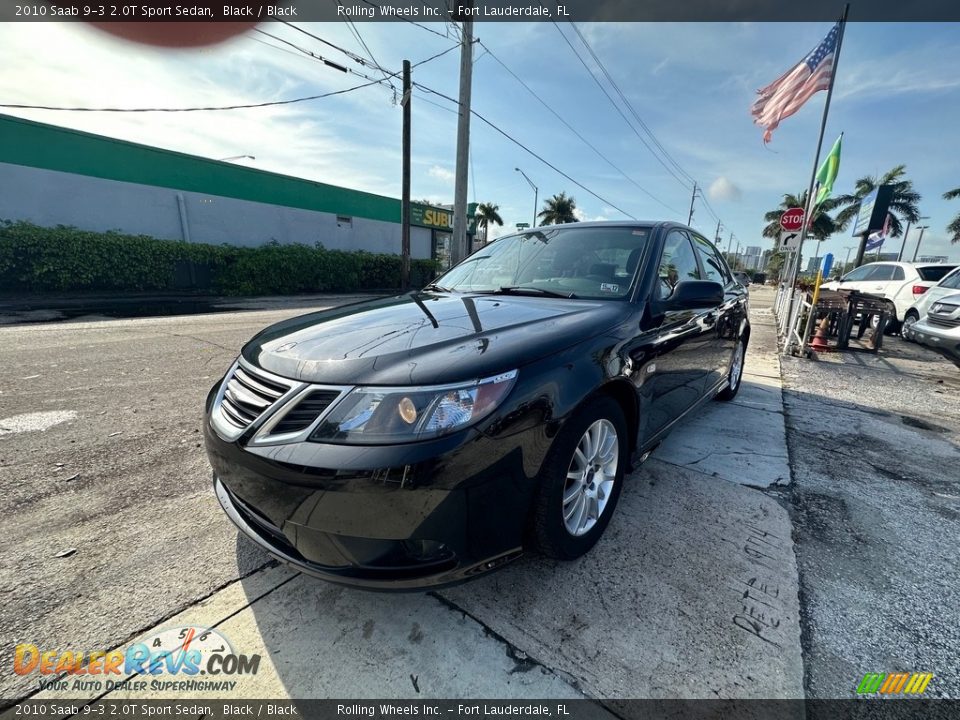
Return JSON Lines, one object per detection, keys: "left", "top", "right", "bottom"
{"left": 910, "top": 293, "right": 960, "bottom": 365}
{"left": 903, "top": 266, "right": 960, "bottom": 341}
{"left": 820, "top": 261, "right": 958, "bottom": 331}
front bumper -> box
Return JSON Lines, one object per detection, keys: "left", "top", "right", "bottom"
{"left": 204, "top": 388, "right": 545, "bottom": 591}
{"left": 911, "top": 323, "right": 960, "bottom": 361}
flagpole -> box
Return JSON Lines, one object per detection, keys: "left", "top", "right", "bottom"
{"left": 784, "top": 3, "right": 850, "bottom": 357}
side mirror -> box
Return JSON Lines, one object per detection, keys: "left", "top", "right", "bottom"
{"left": 664, "top": 280, "right": 724, "bottom": 310}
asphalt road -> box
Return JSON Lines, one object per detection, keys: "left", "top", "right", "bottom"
{"left": 781, "top": 332, "right": 960, "bottom": 699}
{"left": 0, "top": 306, "right": 337, "bottom": 700}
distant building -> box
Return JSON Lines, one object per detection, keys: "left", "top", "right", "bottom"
{"left": 918, "top": 255, "right": 949, "bottom": 263}
{"left": 805, "top": 256, "right": 822, "bottom": 273}
{"left": 0, "top": 113, "right": 476, "bottom": 270}
{"left": 760, "top": 249, "right": 772, "bottom": 271}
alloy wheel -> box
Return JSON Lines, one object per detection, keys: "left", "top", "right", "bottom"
{"left": 562, "top": 419, "right": 619, "bottom": 537}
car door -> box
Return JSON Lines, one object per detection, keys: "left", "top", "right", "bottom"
{"left": 637, "top": 228, "right": 713, "bottom": 440}
{"left": 691, "top": 232, "right": 746, "bottom": 392}
{"left": 860, "top": 263, "right": 897, "bottom": 298}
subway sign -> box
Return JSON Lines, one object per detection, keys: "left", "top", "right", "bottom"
{"left": 411, "top": 204, "right": 477, "bottom": 233}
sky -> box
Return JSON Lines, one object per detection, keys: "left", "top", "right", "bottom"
{"left": 1, "top": 20, "right": 960, "bottom": 264}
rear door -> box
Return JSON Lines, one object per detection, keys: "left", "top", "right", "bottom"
{"left": 690, "top": 232, "right": 746, "bottom": 392}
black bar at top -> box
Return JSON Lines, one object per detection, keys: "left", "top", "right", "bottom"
{"left": 2, "top": 0, "right": 960, "bottom": 22}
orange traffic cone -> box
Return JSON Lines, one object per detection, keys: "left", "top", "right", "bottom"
{"left": 809, "top": 316, "right": 832, "bottom": 351}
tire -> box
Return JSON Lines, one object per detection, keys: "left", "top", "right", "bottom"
{"left": 715, "top": 336, "right": 746, "bottom": 402}
{"left": 870, "top": 306, "right": 900, "bottom": 335}
{"left": 901, "top": 311, "right": 920, "bottom": 342}
{"left": 530, "top": 395, "right": 627, "bottom": 561}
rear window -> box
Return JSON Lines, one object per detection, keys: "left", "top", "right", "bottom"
{"left": 918, "top": 265, "right": 958, "bottom": 282}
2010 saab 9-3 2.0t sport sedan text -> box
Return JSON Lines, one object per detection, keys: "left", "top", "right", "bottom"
{"left": 204, "top": 222, "right": 750, "bottom": 590}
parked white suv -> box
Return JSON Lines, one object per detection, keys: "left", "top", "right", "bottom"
{"left": 903, "top": 265, "right": 960, "bottom": 340}
{"left": 820, "top": 262, "right": 958, "bottom": 331}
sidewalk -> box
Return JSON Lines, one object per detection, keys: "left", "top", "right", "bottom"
{"left": 0, "top": 292, "right": 386, "bottom": 325}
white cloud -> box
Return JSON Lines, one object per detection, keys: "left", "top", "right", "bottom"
{"left": 708, "top": 177, "right": 743, "bottom": 202}
{"left": 428, "top": 165, "right": 455, "bottom": 183}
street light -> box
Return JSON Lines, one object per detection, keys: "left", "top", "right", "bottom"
{"left": 911, "top": 225, "right": 931, "bottom": 262}
{"left": 218, "top": 155, "right": 255, "bottom": 162}
{"left": 899, "top": 215, "right": 929, "bottom": 261}
{"left": 515, "top": 167, "right": 538, "bottom": 228}
{"left": 842, "top": 245, "right": 857, "bottom": 275}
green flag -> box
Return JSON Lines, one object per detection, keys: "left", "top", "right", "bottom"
{"left": 814, "top": 133, "right": 843, "bottom": 208}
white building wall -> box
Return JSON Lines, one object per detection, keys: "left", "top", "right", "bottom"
{"left": 0, "top": 162, "right": 432, "bottom": 259}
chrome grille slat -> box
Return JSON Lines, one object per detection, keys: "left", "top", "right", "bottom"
{"left": 234, "top": 366, "right": 286, "bottom": 399}
{"left": 225, "top": 379, "right": 271, "bottom": 409}
{"left": 213, "top": 361, "right": 295, "bottom": 435}
{"left": 220, "top": 399, "right": 253, "bottom": 427}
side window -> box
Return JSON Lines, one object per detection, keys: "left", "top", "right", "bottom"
{"left": 691, "top": 234, "right": 732, "bottom": 285}
{"left": 842, "top": 265, "right": 874, "bottom": 281}
{"left": 866, "top": 265, "right": 895, "bottom": 281}
{"left": 891, "top": 266, "right": 905, "bottom": 281}
{"left": 944, "top": 270, "right": 960, "bottom": 289}
{"left": 656, "top": 229, "right": 700, "bottom": 299}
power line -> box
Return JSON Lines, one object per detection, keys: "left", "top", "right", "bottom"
{"left": 342, "top": 16, "right": 398, "bottom": 95}
{"left": 568, "top": 23, "right": 698, "bottom": 189}
{"left": 253, "top": 28, "right": 375, "bottom": 80}
{"left": 478, "top": 39, "right": 681, "bottom": 217}
{"left": 277, "top": 19, "right": 379, "bottom": 69}
{"left": 358, "top": 0, "right": 452, "bottom": 38}
{"left": 0, "top": 78, "right": 387, "bottom": 113}
{"left": 414, "top": 82, "right": 637, "bottom": 220}
{"left": 553, "top": 22, "right": 693, "bottom": 193}
{"left": 270, "top": 22, "right": 458, "bottom": 73}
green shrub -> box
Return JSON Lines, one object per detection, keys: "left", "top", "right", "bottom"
{"left": 0, "top": 221, "right": 440, "bottom": 295}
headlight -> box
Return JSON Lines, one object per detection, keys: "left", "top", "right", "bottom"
{"left": 309, "top": 370, "right": 518, "bottom": 444}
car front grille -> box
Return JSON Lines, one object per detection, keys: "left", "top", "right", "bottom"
{"left": 220, "top": 363, "right": 293, "bottom": 430}
{"left": 927, "top": 315, "right": 960, "bottom": 329}
{"left": 271, "top": 390, "right": 341, "bottom": 435}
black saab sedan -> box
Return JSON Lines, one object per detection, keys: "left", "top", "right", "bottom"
{"left": 204, "top": 222, "right": 749, "bottom": 590}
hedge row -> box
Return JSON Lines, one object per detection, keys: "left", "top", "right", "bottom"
{"left": 0, "top": 221, "right": 440, "bottom": 295}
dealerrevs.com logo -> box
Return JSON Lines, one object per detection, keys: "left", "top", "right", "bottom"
{"left": 14, "top": 626, "right": 261, "bottom": 693}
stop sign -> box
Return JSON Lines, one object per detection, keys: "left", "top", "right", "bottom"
{"left": 780, "top": 207, "right": 805, "bottom": 231}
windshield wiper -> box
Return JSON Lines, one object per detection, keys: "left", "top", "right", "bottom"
{"left": 495, "top": 285, "right": 578, "bottom": 299}
{"left": 421, "top": 283, "right": 455, "bottom": 293}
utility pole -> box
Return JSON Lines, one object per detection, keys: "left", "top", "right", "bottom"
{"left": 451, "top": 18, "right": 473, "bottom": 266}
{"left": 401, "top": 59, "right": 411, "bottom": 289}
{"left": 687, "top": 181, "right": 697, "bottom": 226}
{"left": 912, "top": 225, "right": 930, "bottom": 262}
{"left": 714, "top": 219, "right": 722, "bottom": 244}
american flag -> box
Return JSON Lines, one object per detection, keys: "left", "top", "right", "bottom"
{"left": 752, "top": 24, "right": 840, "bottom": 143}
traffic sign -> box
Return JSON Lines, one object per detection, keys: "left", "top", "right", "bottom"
{"left": 778, "top": 230, "right": 801, "bottom": 251}
{"left": 780, "top": 207, "right": 805, "bottom": 232}
{"left": 516, "top": 222, "right": 530, "bottom": 229}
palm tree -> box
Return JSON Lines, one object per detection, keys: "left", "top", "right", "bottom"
{"left": 944, "top": 187, "right": 960, "bottom": 244}
{"left": 474, "top": 202, "right": 503, "bottom": 242}
{"left": 762, "top": 191, "right": 838, "bottom": 243}
{"left": 832, "top": 164, "right": 921, "bottom": 238}
{"left": 538, "top": 192, "right": 579, "bottom": 225}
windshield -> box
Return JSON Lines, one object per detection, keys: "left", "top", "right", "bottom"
{"left": 433, "top": 226, "right": 652, "bottom": 300}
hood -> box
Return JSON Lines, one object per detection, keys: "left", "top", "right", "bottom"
{"left": 242, "top": 292, "right": 631, "bottom": 386}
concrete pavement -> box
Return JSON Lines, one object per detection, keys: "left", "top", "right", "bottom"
{"left": 3, "top": 288, "right": 804, "bottom": 706}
